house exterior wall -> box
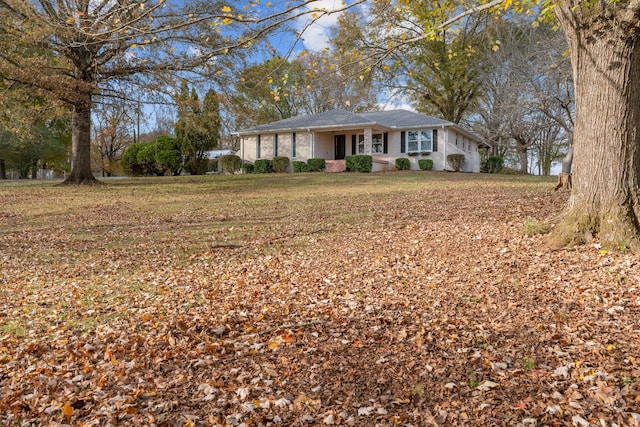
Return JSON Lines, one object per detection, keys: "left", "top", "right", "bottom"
{"left": 239, "top": 127, "right": 481, "bottom": 172}
{"left": 240, "top": 132, "right": 312, "bottom": 163}
{"left": 445, "top": 130, "right": 481, "bottom": 173}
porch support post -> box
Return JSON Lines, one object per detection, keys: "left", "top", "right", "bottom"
{"left": 364, "top": 128, "right": 373, "bottom": 155}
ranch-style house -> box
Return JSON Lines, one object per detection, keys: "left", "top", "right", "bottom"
{"left": 236, "top": 109, "right": 487, "bottom": 172}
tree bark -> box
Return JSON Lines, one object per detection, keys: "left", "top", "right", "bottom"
{"left": 0, "top": 160, "right": 6, "bottom": 179}
{"left": 63, "top": 99, "right": 98, "bottom": 185}
{"left": 552, "top": 3, "right": 640, "bottom": 249}
{"left": 561, "top": 145, "right": 573, "bottom": 175}
{"left": 518, "top": 146, "right": 528, "bottom": 174}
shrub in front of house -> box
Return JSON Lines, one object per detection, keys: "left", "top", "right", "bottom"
{"left": 219, "top": 155, "right": 242, "bottom": 174}
{"left": 419, "top": 159, "right": 434, "bottom": 170}
{"left": 487, "top": 156, "right": 504, "bottom": 174}
{"left": 293, "top": 161, "right": 311, "bottom": 172}
{"left": 447, "top": 154, "right": 465, "bottom": 172}
{"left": 307, "top": 158, "right": 326, "bottom": 172}
{"left": 242, "top": 163, "right": 254, "bottom": 174}
{"left": 395, "top": 157, "right": 410, "bottom": 170}
{"left": 346, "top": 155, "right": 372, "bottom": 173}
{"left": 254, "top": 159, "right": 273, "bottom": 174}
{"left": 272, "top": 156, "right": 290, "bottom": 173}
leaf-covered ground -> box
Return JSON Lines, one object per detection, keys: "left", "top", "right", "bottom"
{"left": 1, "top": 172, "right": 639, "bottom": 426}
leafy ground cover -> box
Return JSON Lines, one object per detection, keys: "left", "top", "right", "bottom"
{"left": 1, "top": 172, "right": 639, "bottom": 426}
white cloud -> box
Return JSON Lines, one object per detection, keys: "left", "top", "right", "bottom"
{"left": 297, "top": 0, "right": 344, "bottom": 52}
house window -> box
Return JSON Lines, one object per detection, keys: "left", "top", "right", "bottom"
{"left": 357, "top": 133, "right": 383, "bottom": 154}
{"left": 274, "top": 134, "right": 279, "bottom": 157}
{"left": 372, "top": 133, "right": 383, "bottom": 153}
{"left": 257, "top": 135, "right": 261, "bottom": 158}
{"left": 407, "top": 130, "right": 432, "bottom": 153}
{"left": 292, "top": 132, "right": 296, "bottom": 158}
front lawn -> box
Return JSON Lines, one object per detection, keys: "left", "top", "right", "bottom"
{"left": 1, "top": 172, "right": 638, "bottom": 426}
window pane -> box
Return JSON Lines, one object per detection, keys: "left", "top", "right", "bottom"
{"left": 408, "top": 140, "right": 419, "bottom": 152}
{"left": 372, "top": 134, "right": 382, "bottom": 153}
{"left": 421, "top": 130, "right": 431, "bottom": 151}
{"left": 358, "top": 134, "right": 365, "bottom": 154}
{"left": 408, "top": 131, "right": 418, "bottom": 141}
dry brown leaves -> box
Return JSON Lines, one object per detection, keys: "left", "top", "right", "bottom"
{"left": 0, "top": 173, "right": 639, "bottom": 426}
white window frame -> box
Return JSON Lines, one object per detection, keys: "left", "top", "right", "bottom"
{"left": 371, "top": 133, "right": 383, "bottom": 153}
{"left": 407, "top": 130, "right": 432, "bottom": 153}
{"left": 357, "top": 133, "right": 384, "bottom": 154}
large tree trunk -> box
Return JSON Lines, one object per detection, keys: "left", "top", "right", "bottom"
{"left": 517, "top": 146, "right": 528, "bottom": 174}
{"left": 0, "top": 160, "right": 6, "bottom": 179}
{"left": 552, "top": 4, "right": 640, "bottom": 249}
{"left": 561, "top": 145, "right": 573, "bottom": 175}
{"left": 63, "top": 100, "right": 98, "bottom": 185}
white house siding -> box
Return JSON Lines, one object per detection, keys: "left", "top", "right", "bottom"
{"left": 240, "top": 132, "right": 312, "bottom": 163}
{"left": 446, "top": 130, "right": 481, "bottom": 173}
{"left": 240, "top": 128, "right": 481, "bottom": 172}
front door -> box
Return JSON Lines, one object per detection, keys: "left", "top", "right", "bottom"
{"left": 334, "top": 135, "right": 346, "bottom": 160}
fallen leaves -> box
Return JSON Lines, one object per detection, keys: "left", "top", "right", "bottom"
{"left": 1, "top": 173, "right": 639, "bottom": 425}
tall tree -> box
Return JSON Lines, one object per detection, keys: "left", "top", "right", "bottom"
{"left": 0, "top": 82, "right": 71, "bottom": 178}
{"left": 176, "top": 83, "right": 221, "bottom": 174}
{"left": 0, "top": 0, "right": 302, "bottom": 184}
{"left": 318, "top": 0, "right": 638, "bottom": 248}
{"left": 399, "top": 15, "right": 491, "bottom": 123}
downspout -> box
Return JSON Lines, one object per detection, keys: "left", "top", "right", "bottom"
{"left": 442, "top": 125, "right": 448, "bottom": 171}
{"left": 241, "top": 137, "right": 245, "bottom": 173}
{"left": 308, "top": 129, "right": 314, "bottom": 159}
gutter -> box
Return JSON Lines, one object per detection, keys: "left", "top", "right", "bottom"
{"left": 442, "top": 124, "right": 448, "bottom": 171}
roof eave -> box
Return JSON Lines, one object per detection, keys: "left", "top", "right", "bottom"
{"left": 235, "top": 121, "right": 386, "bottom": 136}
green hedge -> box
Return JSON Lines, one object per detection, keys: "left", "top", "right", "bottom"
{"left": 419, "top": 159, "right": 434, "bottom": 170}
{"left": 447, "top": 154, "right": 465, "bottom": 172}
{"left": 218, "top": 155, "right": 242, "bottom": 174}
{"left": 272, "top": 156, "right": 290, "bottom": 173}
{"left": 242, "top": 163, "right": 254, "bottom": 174}
{"left": 254, "top": 159, "right": 273, "bottom": 174}
{"left": 307, "top": 158, "right": 326, "bottom": 172}
{"left": 487, "top": 156, "right": 504, "bottom": 173}
{"left": 395, "top": 157, "right": 410, "bottom": 170}
{"left": 293, "top": 161, "right": 311, "bottom": 172}
{"left": 346, "top": 155, "right": 372, "bottom": 173}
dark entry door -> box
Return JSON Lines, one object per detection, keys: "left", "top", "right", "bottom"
{"left": 334, "top": 135, "right": 346, "bottom": 160}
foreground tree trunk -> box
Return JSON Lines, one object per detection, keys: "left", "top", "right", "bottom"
{"left": 0, "top": 160, "right": 6, "bottom": 179}
{"left": 63, "top": 99, "right": 98, "bottom": 185}
{"left": 552, "top": 4, "right": 640, "bottom": 249}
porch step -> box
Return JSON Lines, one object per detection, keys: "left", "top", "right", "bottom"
{"left": 325, "top": 160, "right": 346, "bottom": 173}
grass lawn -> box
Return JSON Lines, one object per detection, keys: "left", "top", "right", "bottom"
{"left": 1, "top": 172, "right": 639, "bottom": 426}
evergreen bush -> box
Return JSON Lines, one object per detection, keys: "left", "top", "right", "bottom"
{"left": 447, "top": 154, "right": 465, "bottom": 172}
{"left": 293, "top": 161, "right": 311, "bottom": 172}
{"left": 272, "top": 156, "right": 290, "bottom": 173}
{"left": 254, "top": 159, "right": 273, "bottom": 174}
{"left": 395, "top": 157, "right": 411, "bottom": 170}
{"left": 242, "top": 163, "right": 254, "bottom": 174}
{"left": 487, "top": 156, "right": 504, "bottom": 174}
{"left": 346, "top": 155, "right": 372, "bottom": 173}
{"left": 307, "top": 158, "right": 326, "bottom": 172}
{"left": 219, "top": 155, "right": 242, "bottom": 174}
{"left": 121, "top": 143, "right": 144, "bottom": 176}
{"left": 419, "top": 159, "right": 434, "bottom": 170}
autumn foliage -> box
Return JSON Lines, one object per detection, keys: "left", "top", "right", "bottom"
{"left": 1, "top": 173, "right": 639, "bottom": 425}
